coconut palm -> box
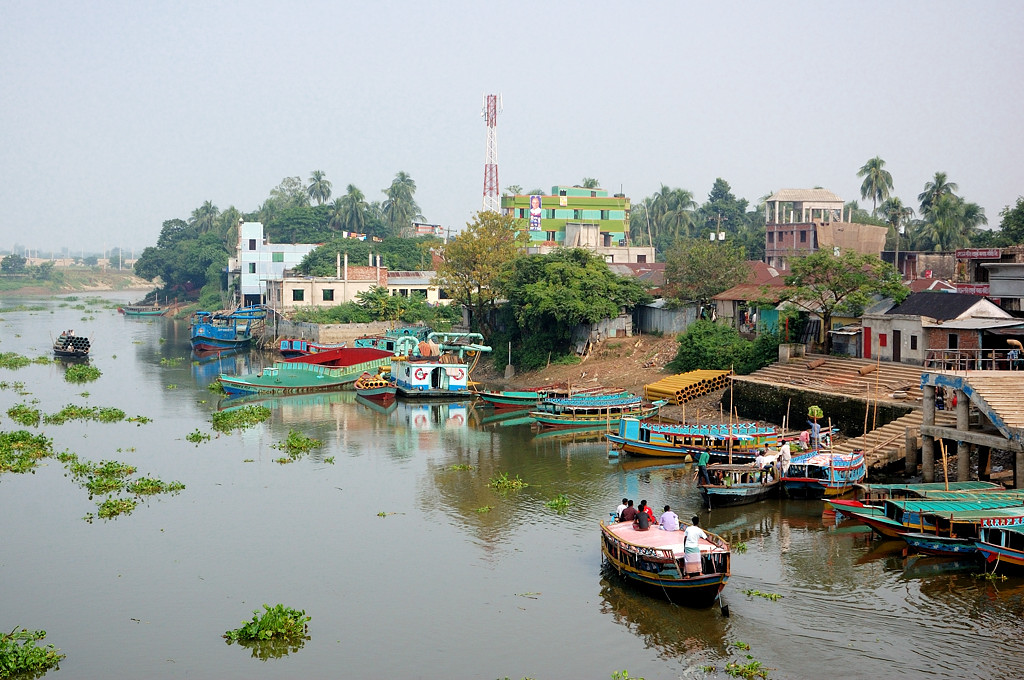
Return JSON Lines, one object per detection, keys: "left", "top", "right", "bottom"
{"left": 190, "top": 201, "right": 219, "bottom": 234}
{"left": 307, "top": 170, "right": 332, "bottom": 206}
{"left": 918, "top": 172, "right": 959, "bottom": 217}
{"left": 879, "top": 197, "right": 914, "bottom": 250}
{"left": 382, "top": 171, "right": 424, "bottom": 236}
{"left": 857, "top": 157, "right": 893, "bottom": 216}
{"left": 581, "top": 177, "right": 600, "bottom": 189}
{"left": 339, "top": 184, "right": 368, "bottom": 233}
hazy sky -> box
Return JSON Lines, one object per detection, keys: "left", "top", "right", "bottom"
{"left": 2, "top": 1, "right": 1022, "bottom": 254}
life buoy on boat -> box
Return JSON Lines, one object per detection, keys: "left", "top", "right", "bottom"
{"left": 448, "top": 368, "right": 465, "bottom": 381}
{"left": 414, "top": 414, "right": 428, "bottom": 428}
{"left": 414, "top": 368, "right": 427, "bottom": 381}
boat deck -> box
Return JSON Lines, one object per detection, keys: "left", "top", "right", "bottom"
{"left": 603, "top": 521, "right": 727, "bottom": 557}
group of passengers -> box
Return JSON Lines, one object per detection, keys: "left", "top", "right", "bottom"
{"left": 616, "top": 498, "right": 704, "bottom": 537}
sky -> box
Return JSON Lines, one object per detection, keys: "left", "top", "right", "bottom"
{"left": 2, "top": 1, "right": 1023, "bottom": 255}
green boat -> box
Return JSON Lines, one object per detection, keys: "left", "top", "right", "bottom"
{"left": 219, "top": 347, "right": 394, "bottom": 396}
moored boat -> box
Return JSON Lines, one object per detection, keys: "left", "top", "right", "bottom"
{"left": 353, "top": 371, "right": 397, "bottom": 403}
{"left": 600, "top": 520, "right": 730, "bottom": 608}
{"left": 531, "top": 393, "right": 666, "bottom": 430}
{"left": 218, "top": 347, "right": 393, "bottom": 396}
{"left": 190, "top": 311, "right": 254, "bottom": 352}
{"left": 976, "top": 524, "right": 1024, "bottom": 571}
{"left": 278, "top": 338, "right": 348, "bottom": 358}
{"left": 53, "top": 330, "right": 90, "bottom": 359}
{"left": 118, "top": 304, "right": 167, "bottom": 316}
{"left": 832, "top": 498, "right": 1024, "bottom": 540}
{"left": 699, "top": 463, "right": 780, "bottom": 508}
{"left": 780, "top": 449, "right": 866, "bottom": 499}
{"left": 605, "top": 417, "right": 781, "bottom": 461}
{"left": 474, "top": 383, "right": 572, "bottom": 409}
{"left": 390, "top": 357, "right": 473, "bottom": 399}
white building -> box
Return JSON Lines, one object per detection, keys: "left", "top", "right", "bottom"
{"left": 232, "top": 222, "right": 318, "bottom": 306}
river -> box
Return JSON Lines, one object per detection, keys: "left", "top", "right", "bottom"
{"left": 1, "top": 293, "right": 1023, "bottom": 679}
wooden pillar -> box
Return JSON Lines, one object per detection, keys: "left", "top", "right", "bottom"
{"left": 978, "top": 446, "right": 991, "bottom": 482}
{"left": 905, "top": 426, "right": 918, "bottom": 476}
{"left": 956, "top": 388, "right": 970, "bottom": 481}
{"left": 1016, "top": 451, "right": 1024, "bottom": 490}
{"left": 922, "top": 385, "right": 936, "bottom": 482}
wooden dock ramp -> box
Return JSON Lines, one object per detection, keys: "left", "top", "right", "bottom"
{"left": 833, "top": 411, "right": 957, "bottom": 470}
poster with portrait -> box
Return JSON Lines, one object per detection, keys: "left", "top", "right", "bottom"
{"left": 529, "top": 194, "right": 542, "bottom": 231}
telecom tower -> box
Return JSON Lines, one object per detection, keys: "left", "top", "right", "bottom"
{"left": 482, "top": 93, "right": 502, "bottom": 213}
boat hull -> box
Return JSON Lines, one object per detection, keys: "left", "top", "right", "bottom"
{"left": 903, "top": 533, "right": 978, "bottom": 557}
{"left": 700, "top": 482, "right": 779, "bottom": 508}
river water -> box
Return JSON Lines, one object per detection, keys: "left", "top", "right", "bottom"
{"left": 2, "top": 293, "right": 1023, "bottom": 680}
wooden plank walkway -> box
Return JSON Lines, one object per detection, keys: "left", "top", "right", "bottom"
{"left": 737, "top": 353, "right": 926, "bottom": 404}
{"left": 833, "top": 411, "right": 957, "bottom": 470}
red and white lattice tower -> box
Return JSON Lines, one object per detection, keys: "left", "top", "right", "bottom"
{"left": 482, "top": 93, "right": 502, "bottom": 213}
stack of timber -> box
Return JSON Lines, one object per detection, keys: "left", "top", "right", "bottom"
{"left": 644, "top": 370, "right": 732, "bottom": 405}
{"left": 736, "top": 354, "right": 925, "bottom": 402}
{"left": 832, "top": 411, "right": 957, "bottom": 470}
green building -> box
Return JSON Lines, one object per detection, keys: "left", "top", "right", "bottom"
{"left": 500, "top": 186, "right": 652, "bottom": 263}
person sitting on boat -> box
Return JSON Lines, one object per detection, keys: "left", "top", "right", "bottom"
{"left": 753, "top": 451, "right": 767, "bottom": 469}
{"left": 634, "top": 507, "right": 651, "bottom": 531}
{"left": 618, "top": 500, "right": 638, "bottom": 523}
{"left": 682, "top": 516, "right": 707, "bottom": 576}
{"left": 659, "top": 505, "right": 679, "bottom": 532}
{"left": 696, "top": 449, "right": 711, "bottom": 485}
{"left": 615, "top": 497, "right": 628, "bottom": 519}
{"left": 639, "top": 500, "right": 658, "bottom": 526}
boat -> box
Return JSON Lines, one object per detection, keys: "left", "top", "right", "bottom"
{"left": 976, "top": 524, "right": 1024, "bottom": 571}
{"left": 190, "top": 311, "right": 254, "bottom": 352}
{"left": 218, "top": 347, "right": 394, "bottom": 396}
{"left": 474, "top": 383, "right": 572, "bottom": 410}
{"left": 849, "top": 481, "right": 1005, "bottom": 505}
{"left": 118, "top": 303, "right": 167, "bottom": 316}
{"left": 53, "top": 330, "right": 90, "bottom": 359}
{"left": 530, "top": 393, "right": 667, "bottom": 430}
{"left": 353, "top": 371, "right": 397, "bottom": 403}
{"left": 831, "top": 498, "right": 1024, "bottom": 540}
{"left": 605, "top": 417, "right": 780, "bottom": 461}
{"left": 278, "top": 338, "right": 348, "bottom": 358}
{"left": 779, "top": 449, "right": 866, "bottom": 499}
{"left": 699, "top": 463, "right": 780, "bottom": 508}
{"left": 600, "top": 520, "right": 730, "bottom": 608}
{"left": 390, "top": 356, "right": 473, "bottom": 399}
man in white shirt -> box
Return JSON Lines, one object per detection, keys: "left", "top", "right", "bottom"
{"left": 659, "top": 505, "right": 679, "bottom": 531}
{"left": 779, "top": 442, "right": 792, "bottom": 477}
{"left": 682, "top": 516, "right": 707, "bottom": 576}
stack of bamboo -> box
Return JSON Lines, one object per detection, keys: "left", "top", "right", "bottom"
{"left": 644, "top": 369, "right": 732, "bottom": 405}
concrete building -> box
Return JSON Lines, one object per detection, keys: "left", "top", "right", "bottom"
{"left": 386, "top": 271, "right": 452, "bottom": 305}
{"left": 266, "top": 253, "right": 387, "bottom": 314}
{"left": 500, "top": 186, "right": 653, "bottom": 264}
{"left": 232, "top": 222, "right": 318, "bottom": 306}
{"left": 764, "top": 189, "right": 887, "bottom": 270}
{"left": 954, "top": 246, "right": 1024, "bottom": 311}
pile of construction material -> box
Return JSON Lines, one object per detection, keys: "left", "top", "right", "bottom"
{"left": 644, "top": 369, "right": 731, "bottom": 405}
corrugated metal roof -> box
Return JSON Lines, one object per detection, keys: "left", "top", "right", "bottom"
{"left": 766, "top": 189, "right": 844, "bottom": 204}
{"left": 921, "top": 318, "right": 1024, "bottom": 330}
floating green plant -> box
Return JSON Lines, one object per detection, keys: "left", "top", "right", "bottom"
{"left": 0, "top": 430, "right": 53, "bottom": 474}
{"left": 224, "top": 604, "right": 310, "bottom": 642}
{"left": 97, "top": 497, "right": 137, "bottom": 519}
{"left": 0, "top": 352, "right": 32, "bottom": 369}
{"left": 0, "top": 380, "right": 27, "bottom": 391}
{"left": 0, "top": 627, "right": 65, "bottom": 676}
{"left": 127, "top": 415, "right": 152, "bottom": 425}
{"left": 43, "top": 404, "right": 125, "bottom": 425}
{"left": 126, "top": 477, "right": 185, "bottom": 495}
{"left": 741, "top": 589, "right": 783, "bottom": 601}
{"left": 186, "top": 429, "right": 211, "bottom": 445}
{"left": 211, "top": 405, "right": 272, "bottom": 433}
{"left": 166, "top": 384, "right": 177, "bottom": 389}
{"left": 64, "top": 364, "right": 101, "bottom": 383}
{"left": 733, "top": 542, "right": 748, "bottom": 553}
{"left": 208, "top": 380, "right": 227, "bottom": 395}
{"left": 545, "top": 493, "right": 571, "bottom": 513}
{"left": 731, "top": 641, "right": 751, "bottom": 651}
{"left": 7, "top": 403, "right": 41, "bottom": 427}
{"left": 324, "top": 456, "right": 335, "bottom": 464}
{"left": 449, "top": 463, "right": 474, "bottom": 470}
{"left": 159, "top": 357, "right": 183, "bottom": 366}
{"left": 488, "top": 471, "right": 528, "bottom": 492}
{"left": 272, "top": 430, "right": 323, "bottom": 459}
{"left": 85, "top": 476, "right": 124, "bottom": 495}
{"left": 612, "top": 672, "right": 645, "bottom": 680}
{"left": 725, "top": 659, "right": 768, "bottom": 679}
{"left": 475, "top": 506, "right": 493, "bottom": 513}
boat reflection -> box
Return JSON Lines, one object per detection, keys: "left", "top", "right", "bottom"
{"left": 191, "top": 348, "right": 254, "bottom": 387}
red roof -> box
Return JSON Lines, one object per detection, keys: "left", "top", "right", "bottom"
{"left": 908, "top": 278, "right": 956, "bottom": 293}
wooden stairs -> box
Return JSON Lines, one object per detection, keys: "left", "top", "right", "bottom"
{"left": 832, "top": 411, "right": 957, "bottom": 470}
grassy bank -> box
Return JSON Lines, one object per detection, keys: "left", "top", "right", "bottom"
{"left": 0, "top": 269, "right": 155, "bottom": 294}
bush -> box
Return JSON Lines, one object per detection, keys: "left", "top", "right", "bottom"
{"left": 224, "top": 604, "right": 310, "bottom": 641}
{"left": 0, "top": 627, "right": 65, "bottom": 676}
{"left": 666, "top": 321, "right": 780, "bottom": 375}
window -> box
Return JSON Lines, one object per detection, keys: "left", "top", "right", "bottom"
{"left": 272, "top": 252, "right": 284, "bottom": 262}
{"left": 800, "top": 230, "right": 807, "bottom": 243}
{"left": 637, "top": 254, "right": 647, "bottom": 263}
{"left": 248, "top": 263, "right": 256, "bottom": 274}
{"left": 292, "top": 289, "right": 304, "bottom": 302}
{"left": 574, "top": 209, "right": 582, "bottom": 219}
{"left": 910, "top": 335, "right": 918, "bottom": 350}
{"left": 879, "top": 333, "right": 887, "bottom": 347}
{"left": 546, "top": 230, "right": 556, "bottom": 241}
{"left": 439, "top": 289, "right": 450, "bottom": 300}
{"left": 767, "top": 232, "right": 775, "bottom": 243}
{"left": 248, "top": 239, "right": 257, "bottom": 251}
{"left": 948, "top": 333, "right": 958, "bottom": 349}
{"left": 601, "top": 210, "right": 609, "bottom": 220}
{"left": 519, "top": 208, "right": 526, "bottom": 218}
{"left": 322, "top": 289, "right": 334, "bottom": 302}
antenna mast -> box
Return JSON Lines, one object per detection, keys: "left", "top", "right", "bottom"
{"left": 482, "top": 93, "right": 502, "bottom": 213}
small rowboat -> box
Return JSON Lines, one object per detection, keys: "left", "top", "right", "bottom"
{"left": 600, "top": 520, "right": 730, "bottom": 608}
{"left": 699, "top": 463, "right": 780, "bottom": 508}
{"left": 353, "top": 371, "right": 397, "bottom": 403}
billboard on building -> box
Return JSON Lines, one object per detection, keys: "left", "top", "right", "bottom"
{"left": 529, "top": 195, "right": 542, "bottom": 231}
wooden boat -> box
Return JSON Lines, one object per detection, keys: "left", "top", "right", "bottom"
{"left": 53, "top": 330, "right": 90, "bottom": 359}
{"left": 390, "top": 357, "right": 473, "bottom": 399}
{"left": 353, "top": 371, "right": 397, "bottom": 403}
{"left": 850, "top": 481, "right": 1005, "bottom": 504}
{"left": 699, "top": 463, "right": 780, "bottom": 508}
{"left": 118, "top": 303, "right": 167, "bottom": 316}
{"left": 190, "top": 311, "right": 253, "bottom": 352}
{"left": 976, "top": 524, "right": 1024, "bottom": 571}
{"left": 605, "top": 417, "right": 780, "bottom": 461}
{"left": 600, "top": 520, "right": 730, "bottom": 608}
{"left": 780, "top": 449, "right": 866, "bottom": 499}
{"left": 530, "top": 394, "right": 666, "bottom": 430}
{"left": 474, "top": 383, "right": 571, "bottom": 410}
{"left": 218, "top": 347, "right": 394, "bottom": 396}
{"left": 832, "top": 498, "right": 1024, "bottom": 540}
{"left": 902, "top": 508, "right": 1024, "bottom": 556}
{"left": 278, "top": 339, "right": 348, "bottom": 358}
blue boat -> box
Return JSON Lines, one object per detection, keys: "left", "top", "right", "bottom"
{"left": 780, "top": 449, "right": 866, "bottom": 499}
{"left": 190, "top": 311, "right": 254, "bottom": 352}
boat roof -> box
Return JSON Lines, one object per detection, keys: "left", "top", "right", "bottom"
{"left": 640, "top": 421, "right": 777, "bottom": 439}
{"left": 856, "top": 481, "right": 1003, "bottom": 493}
{"left": 926, "top": 507, "right": 1024, "bottom": 520}
{"left": 792, "top": 451, "right": 862, "bottom": 465}
{"left": 602, "top": 521, "right": 728, "bottom": 557}
{"left": 887, "top": 498, "right": 1024, "bottom": 513}
{"left": 546, "top": 393, "right": 639, "bottom": 407}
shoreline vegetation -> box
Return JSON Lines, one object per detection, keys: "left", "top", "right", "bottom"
{"left": 0, "top": 267, "right": 154, "bottom": 295}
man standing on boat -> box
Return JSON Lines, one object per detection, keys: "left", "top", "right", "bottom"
{"left": 696, "top": 449, "right": 711, "bottom": 485}
{"left": 682, "top": 516, "right": 707, "bottom": 576}
{"left": 779, "top": 441, "right": 791, "bottom": 477}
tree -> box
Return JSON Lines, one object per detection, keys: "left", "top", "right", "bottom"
{"left": 269, "top": 176, "right": 310, "bottom": 209}
{"left": 0, "top": 253, "right": 27, "bottom": 275}
{"left": 432, "top": 211, "right": 528, "bottom": 337}
{"left": 857, "top": 157, "right": 893, "bottom": 216}
{"left": 663, "top": 238, "right": 748, "bottom": 305}
{"left": 666, "top": 320, "right": 780, "bottom": 375}
{"left": 581, "top": 178, "right": 600, "bottom": 188}
{"left": 190, "top": 201, "right": 219, "bottom": 234}
{"left": 696, "top": 178, "right": 749, "bottom": 240}
{"left": 504, "top": 184, "right": 523, "bottom": 196}
{"left": 338, "top": 184, "right": 368, "bottom": 233}
{"left": 307, "top": 170, "right": 332, "bottom": 206}
{"left": 382, "top": 171, "right": 424, "bottom": 237}
{"left": 918, "top": 172, "right": 959, "bottom": 217}
{"left": 650, "top": 184, "right": 697, "bottom": 248}
{"left": 999, "top": 196, "right": 1024, "bottom": 245}
{"left": 499, "top": 248, "right": 651, "bottom": 369}
{"left": 879, "top": 197, "right": 914, "bottom": 251}
{"left": 782, "top": 250, "right": 908, "bottom": 353}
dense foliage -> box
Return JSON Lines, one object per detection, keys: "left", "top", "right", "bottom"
{"left": 497, "top": 248, "right": 651, "bottom": 370}
{"left": 224, "top": 604, "right": 310, "bottom": 642}
{"left": 663, "top": 238, "right": 749, "bottom": 305}
{"left": 666, "top": 321, "right": 782, "bottom": 375}
{"left": 0, "top": 627, "right": 65, "bottom": 677}
{"left": 289, "top": 286, "right": 460, "bottom": 328}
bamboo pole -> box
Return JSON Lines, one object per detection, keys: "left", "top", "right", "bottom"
{"left": 864, "top": 382, "right": 870, "bottom": 435}
{"left": 872, "top": 354, "right": 881, "bottom": 430}
{"left": 785, "top": 398, "right": 792, "bottom": 436}
{"left": 939, "top": 439, "right": 950, "bottom": 491}
{"left": 728, "top": 370, "right": 734, "bottom": 464}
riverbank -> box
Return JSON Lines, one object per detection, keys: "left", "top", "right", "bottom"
{"left": 0, "top": 269, "right": 155, "bottom": 295}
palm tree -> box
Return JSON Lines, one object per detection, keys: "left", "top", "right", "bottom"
{"left": 879, "top": 197, "right": 914, "bottom": 248}
{"left": 918, "top": 172, "right": 959, "bottom": 217}
{"left": 650, "top": 185, "right": 696, "bottom": 244}
{"left": 327, "top": 198, "right": 345, "bottom": 231}
{"left": 504, "top": 184, "right": 523, "bottom": 196}
{"left": 190, "top": 201, "right": 219, "bottom": 234}
{"left": 307, "top": 170, "right": 332, "bottom": 206}
{"left": 382, "top": 171, "right": 424, "bottom": 236}
{"left": 339, "top": 184, "right": 368, "bottom": 233}
{"left": 581, "top": 177, "right": 600, "bottom": 189}
{"left": 857, "top": 157, "right": 893, "bottom": 216}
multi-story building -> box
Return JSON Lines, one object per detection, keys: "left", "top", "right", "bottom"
{"left": 500, "top": 186, "right": 653, "bottom": 263}
{"left": 232, "top": 222, "right": 318, "bottom": 306}
{"left": 764, "top": 189, "right": 887, "bottom": 270}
